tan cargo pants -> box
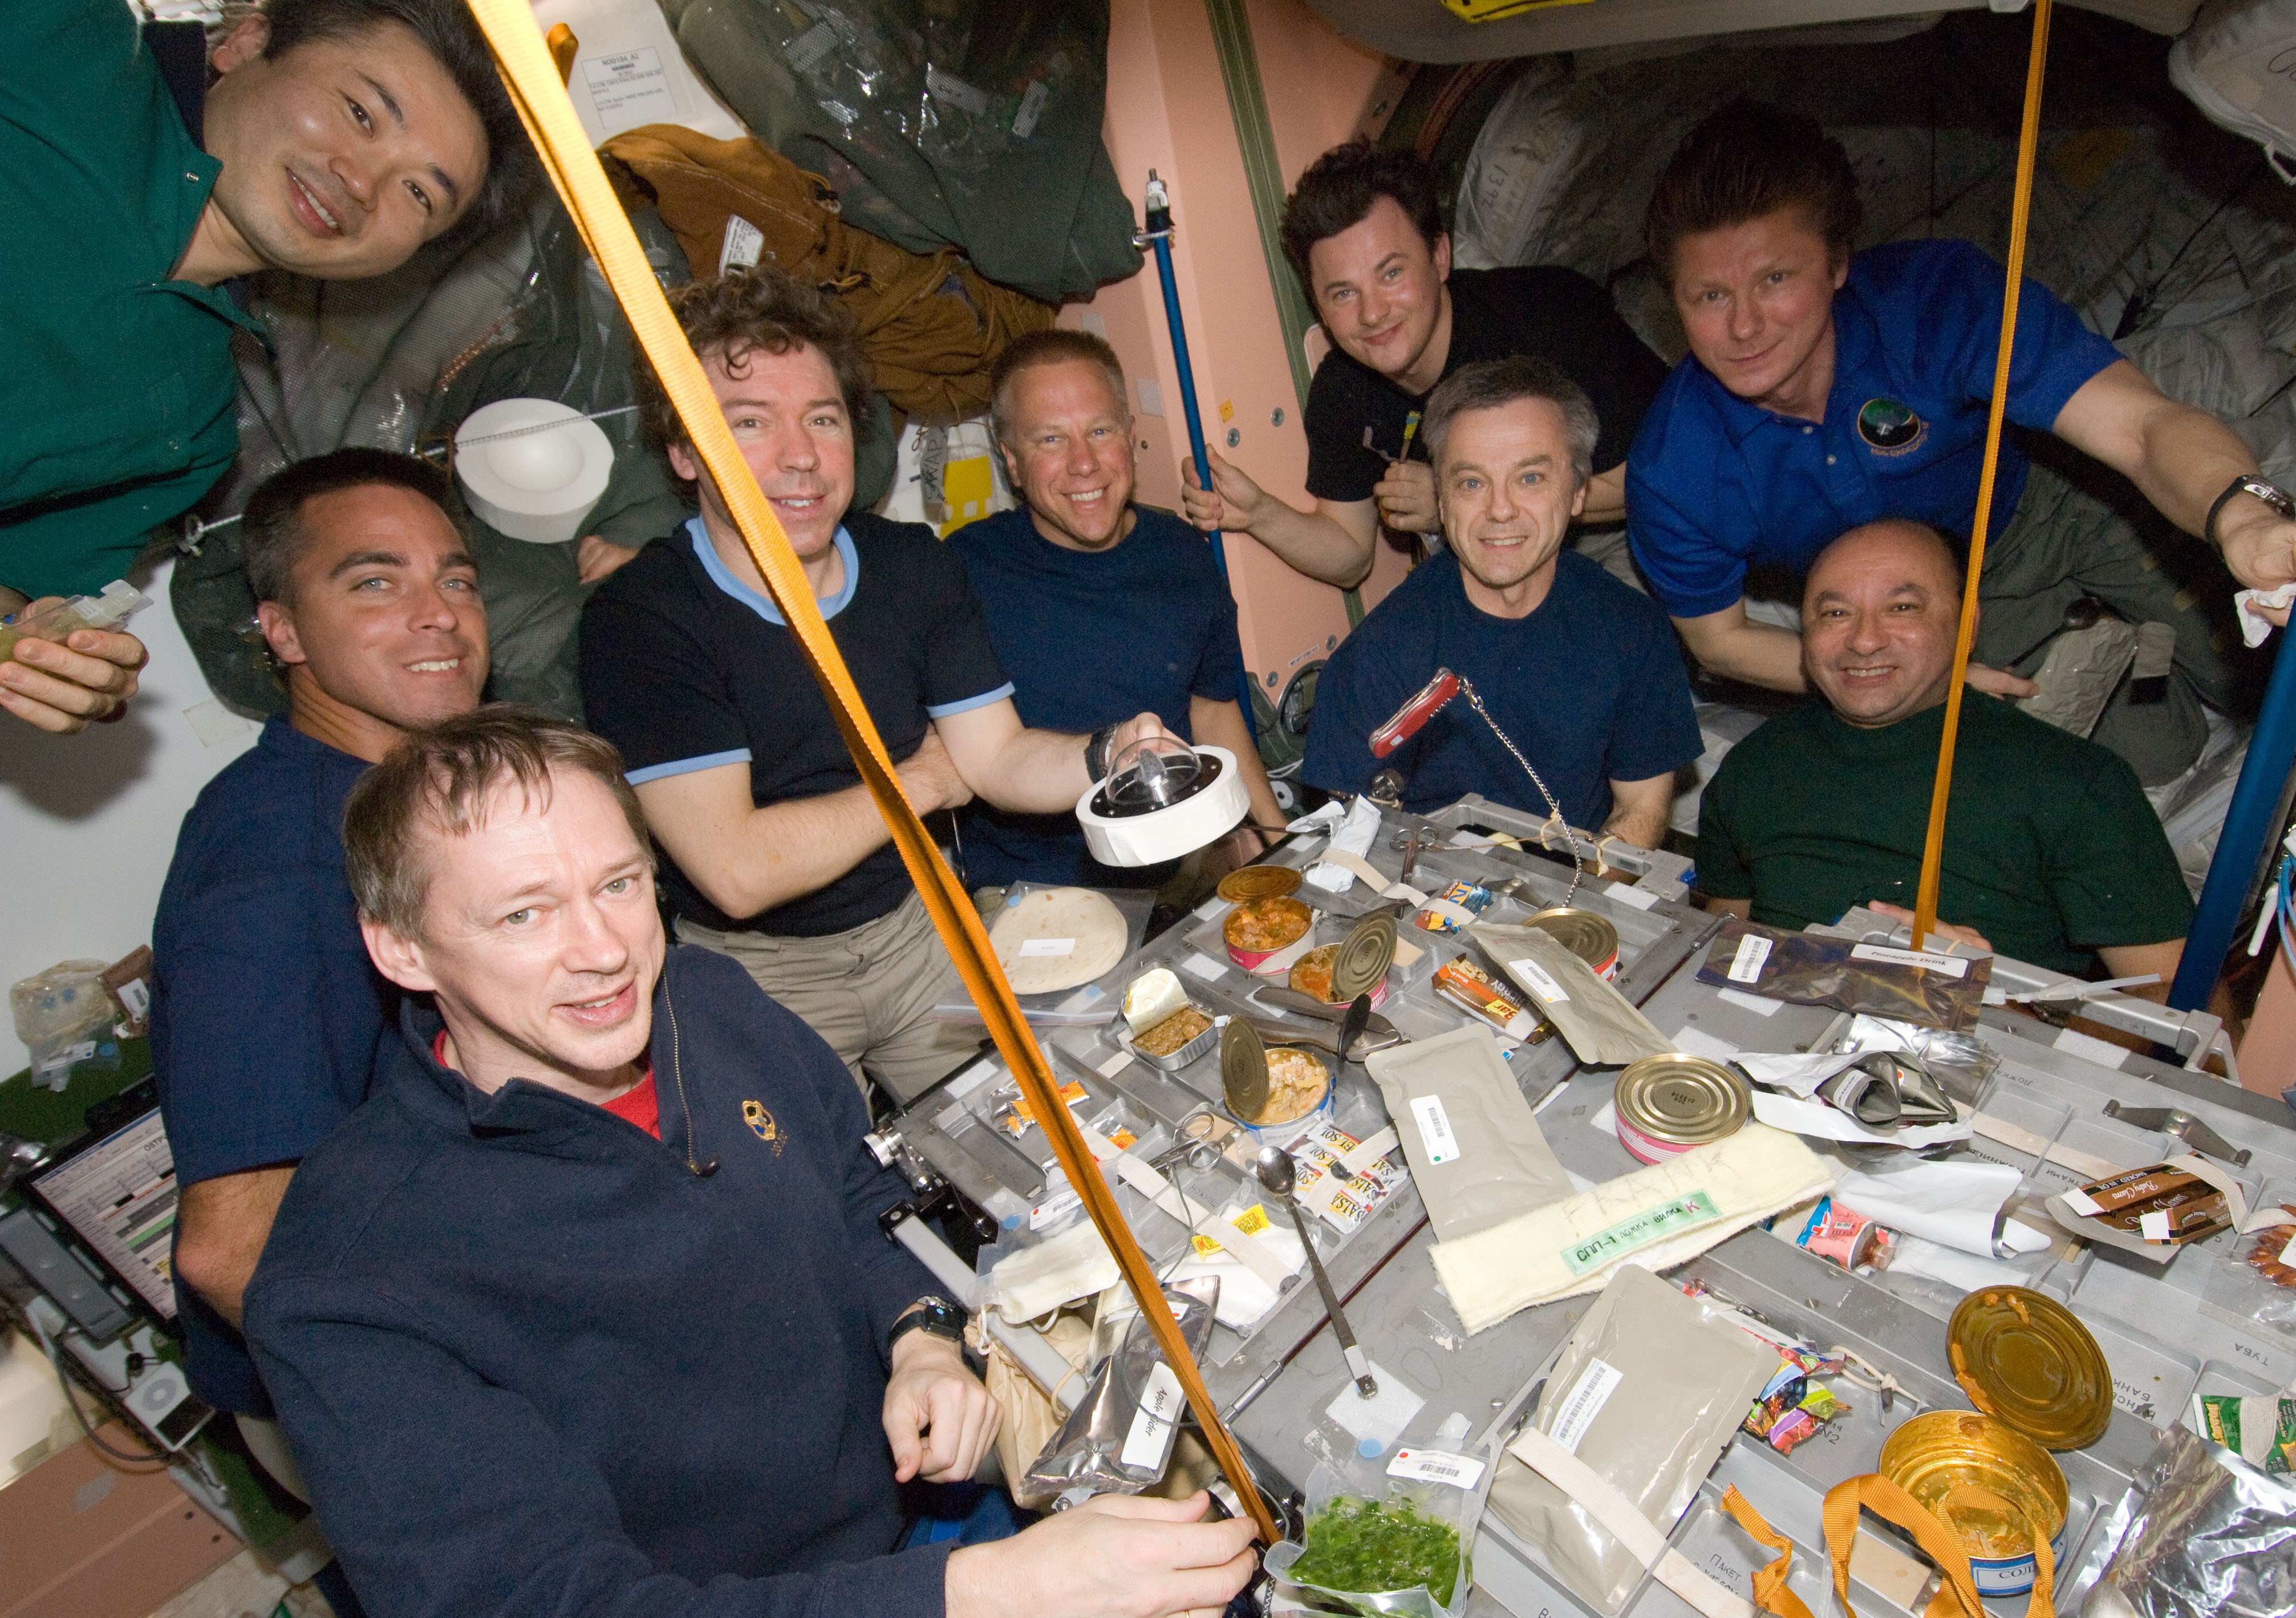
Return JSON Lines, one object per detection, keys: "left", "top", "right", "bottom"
{"left": 677, "top": 890, "right": 987, "bottom": 1106}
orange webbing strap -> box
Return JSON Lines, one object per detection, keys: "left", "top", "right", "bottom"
{"left": 1912, "top": 0, "right": 2053, "bottom": 952}
{"left": 1719, "top": 1487, "right": 1817, "bottom": 1618}
{"left": 459, "top": 0, "right": 1281, "bottom": 1547}
{"left": 1821, "top": 1473, "right": 2054, "bottom": 1618}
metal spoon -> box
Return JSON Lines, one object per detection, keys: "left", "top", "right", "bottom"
{"left": 1256, "top": 1146, "right": 1377, "bottom": 1399}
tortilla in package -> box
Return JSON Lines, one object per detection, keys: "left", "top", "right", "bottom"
{"left": 1366, "top": 1027, "right": 1575, "bottom": 1240}
{"left": 1695, "top": 919, "right": 1990, "bottom": 1031}
{"left": 1486, "top": 1266, "right": 1776, "bottom": 1614}
{"left": 1470, "top": 923, "right": 1672, "bottom": 1066}
{"left": 1266, "top": 1443, "right": 1496, "bottom": 1617}
{"left": 1023, "top": 1276, "right": 1219, "bottom": 1501}
{"left": 2049, "top": 1155, "right": 2245, "bottom": 1266}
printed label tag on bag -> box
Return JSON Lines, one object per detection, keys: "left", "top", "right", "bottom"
{"left": 1388, "top": 1448, "right": 1486, "bottom": 1489}
{"left": 718, "top": 216, "right": 764, "bottom": 274}
{"left": 1120, "top": 1361, "right": 1186, "bottom": 1469}
{"left": 1508, "top": 959, "right": 1570, "bottom": 1004}
{"left": 1547, "top": 1358, "right": 1625, "bottom": 1454}
{"left": 1849, "top": 943, "right": 1970, "bottom": 979}
{"left": 1018, "top": 937, "right": 1077, "bottom": 957}
{"left": 1561, "top": 1191, "right": 1721, "bottom": 1276}
{"left": 1727, "top": 934, "right": 1772, "bottom": 983}
{"left": 1409, "top": 1096, "right": 1461, "bottom": 1165}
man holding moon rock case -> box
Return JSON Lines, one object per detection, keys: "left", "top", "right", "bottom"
{"left": 579, "top": 267, "right": 1182, "bottom": 1104}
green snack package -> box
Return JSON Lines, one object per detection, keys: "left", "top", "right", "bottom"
{"left": 2198, "top": 1393, "right": 2296, "bottom": 1474}
{"left": 1288, "top": 1497, "right": 1465, "bottom": 1608}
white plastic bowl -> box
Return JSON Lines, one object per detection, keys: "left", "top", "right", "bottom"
{"left": 453, "top": 398, "right": 614, "bottom": 544}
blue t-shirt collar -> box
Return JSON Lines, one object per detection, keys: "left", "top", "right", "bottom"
{"left": 687, "top": 516, "right": 858, "bottom": 625}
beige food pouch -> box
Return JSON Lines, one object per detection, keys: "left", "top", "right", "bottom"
{"left": 1366, "top": 1026, "right": 1575, "bottom": 1240}
{"left": 1470, "top": 923, "right": 1672, "bottom": 1066}
{"left": 1486, "top": 1266, "right": 1776, "bottom": 1613}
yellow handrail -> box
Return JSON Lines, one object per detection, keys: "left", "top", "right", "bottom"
{"left": 1913, "top": 0, "right": 2054, "bottom": 950}
{"left": 460, "top": 0, "right": 1281, "bottom": 1546}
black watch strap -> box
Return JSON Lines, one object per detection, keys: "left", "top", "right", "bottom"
{"left": 2206, "top": 475, "right": 2295, "bottom": 547}
{"left": 1085, "top": 722, "right": 1119, "bottom": 783}
{"left": 889, "top": 1296, "right": 966, "bottom": 1352}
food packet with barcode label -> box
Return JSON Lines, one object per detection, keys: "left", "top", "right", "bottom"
{"left": 1694, "top": 918, "right": 1990, "bottom": 1031}
{"left": 1469, "top": 923, "right": 1672, "bottom": 1066}
{"left": 1021, "top": 1275, "right": 1218, "bottom": 1503}
{"left": 1365, "top": 1025, "right": 1574, "bottom": 1240}
{"left": 1486, "top": 1265, "right": 1776, "bottom": 1613}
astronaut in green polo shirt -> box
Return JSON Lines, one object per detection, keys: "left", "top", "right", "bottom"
{"left": 0, "top": 0, "right": 521, "bottom": 733}
{"left": 1695, "top": 519, "right": 2194, "bottom": 988}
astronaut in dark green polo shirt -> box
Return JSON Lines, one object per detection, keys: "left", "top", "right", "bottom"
{"left": 0, "top": 0, "right": 519, "bottom": 732}
{"left": 1695, "top": 519, "right": 2194, "bottom": 988}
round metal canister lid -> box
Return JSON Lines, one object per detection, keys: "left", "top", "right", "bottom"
{"left": 1614, "top": 1054, "right": 1750, "bottom": 1147}
{"left": 1947, "top": 1287, "right": 2112, "bottom": 1450}
{"left": 1332, "top": 911, "right": 1397, "bottom": 1001}
{"left": 1217, "top": 863, "right": 1304, "bottom": 903}
{"left": 1220, "top": 1017, "right": 1269, "bottom": 1123}
{"left": 1527, "top": 907, "right": 1621, "bottom": 972}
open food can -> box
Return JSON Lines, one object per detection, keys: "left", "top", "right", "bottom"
{"left": 1526, "top": 907, "right": 1621, "bottom": 982}
{"left": 1879, "top": 1410, "right": 2069, "bottom": 1597}
{"left": 1224, "top": 895, "right": 1316, "bottom": 975}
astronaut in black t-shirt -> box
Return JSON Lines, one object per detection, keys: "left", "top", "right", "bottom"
{"left": 1179, "top": 142, "right": 1667, "bottom": 589}
{"left": 579, "top": 268, "right": 1173, "bottom": 1104}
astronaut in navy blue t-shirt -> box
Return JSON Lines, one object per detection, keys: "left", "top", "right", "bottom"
{"left": 1626, "top": 101, "right": 2295, "bottom": 784}
{"left": 1305, "top": 356, "right": 1701, "bottom": 847}
{"left": 948, "top": 329, "right": 1285, "bottom": 890}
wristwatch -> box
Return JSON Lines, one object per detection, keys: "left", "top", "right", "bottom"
{"left": 888, "top": 1296, "right": 967, "bottom": 1353}
{"left": 2205, "top": 475, "right": 2295, "bottom": 546}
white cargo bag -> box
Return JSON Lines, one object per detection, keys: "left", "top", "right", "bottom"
{"left": 2171, "top": 0, "right": 2296, "bottom": 181}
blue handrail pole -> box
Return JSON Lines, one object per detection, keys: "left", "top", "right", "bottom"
{"left": 2171, "top": 623, "right": 2296, "bottom": 1009}
{"left": 1138, "top": 171, "right": 1260, "bottom": 742}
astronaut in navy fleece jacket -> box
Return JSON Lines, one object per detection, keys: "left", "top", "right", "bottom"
{"left": 241, "top": 708, "right": 1258, "bottom": 1618}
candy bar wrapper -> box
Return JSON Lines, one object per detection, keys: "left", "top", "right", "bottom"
{"left": 2051, "top": 1154, "right": 2247, "bottom": 1266}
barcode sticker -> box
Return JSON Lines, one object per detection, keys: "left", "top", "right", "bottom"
{"left": 1409, "top": 1096, "right": 1461, "bottom": 1166}
{"left": 1508, "top": 959, "right": 1570, "bottom": 1004}
{"left": 1029, "top": 1189, "right": 1081, "bottom": 1230}
{"left": 925, "top": 65, "right": 991, "bottom": 116}
{"left": 1727, "top": 934, "right": 1772, "bottom": 983}
{"left": 1018, "top": 937, "right": 1076, "bottom": 958}
{"left": 1120, "top": 1361, "right": 1186, "bottom": 1469}
{"left": 2140, "top": 1210, "right": 2172, "bottom": 1243}
{"left": 1387, "top": 1447, "right": 1486, "bottom": 1490}
{"left": 1547, "top": 1357, "right": 1625, "bottom": 1455}
{"left": 1850, "top": 943, "right": 1971, "bottom": 979}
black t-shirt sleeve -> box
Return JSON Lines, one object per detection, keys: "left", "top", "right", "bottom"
{"left": 577, "top": 555, "right": 750, "bottom": 781}
{"left": 914, "top": 536, "right": 1015, "bottom": 716}
{"left": 1300, "top": 635, "right": 1399, "bottom": 799}
{"left": 1303, "top": 357, "right": 1388, "bottom": 505}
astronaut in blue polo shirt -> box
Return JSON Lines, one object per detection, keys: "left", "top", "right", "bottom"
{"left": 1626, "top": 102, "right": 2296, "bottom": 784}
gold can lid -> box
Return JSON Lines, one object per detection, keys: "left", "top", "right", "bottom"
{"left": 1947, "top": 1287, "right": 2112, "bottom": 1450}
{"left": 1528, "top": 907, "right": 1621, "bottom": 971}
{"left": 1879, "top": 1410, "right": 2068, "bottom": 1561}
{"left": 1218, "top": 864, "right": 1303, "bottom": 903}
{"left": 1615, "top": 1055, "right": 1750, "bottom": 1146}
{"left": 1220, "top": 1017, "right": 1269, "bottom": 1123}
{"left": 1333, "top": 911, "right": 1397, "bottom": 1001}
